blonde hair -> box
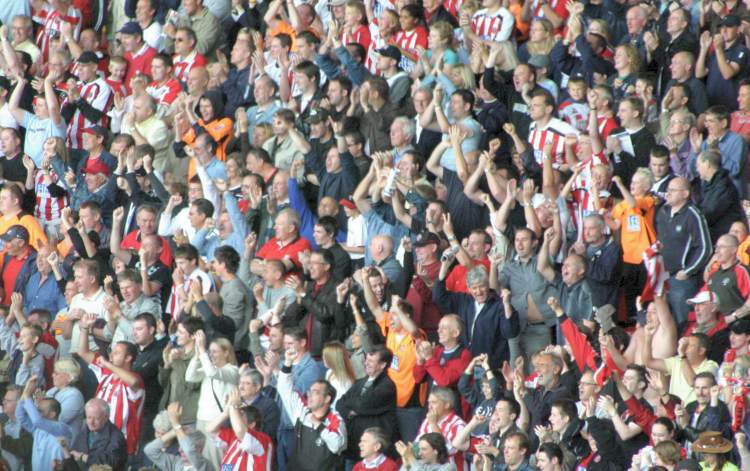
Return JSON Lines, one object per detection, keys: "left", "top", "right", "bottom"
{"left": 526, "top": 19, "right": 555, "bottom": 56}
{"left": 633, "top": 167, "right": 654, "bottom": 187}
{"left": 448, "top": 64, "right": 476, "bottom": 89}
{"left": 616, "top": 44, "right": 642, "bottom": 74}
{"left": 211, "top": 338, "right": 238, "bottom": 366}
{"left": 322, "top": 341, "right": 356, "bottom": 384}
{"left": 430, "top": 21, "right": 454, "bottom": 48}
{"left": 54, "top": 358, "right": 81, "bottom": 383}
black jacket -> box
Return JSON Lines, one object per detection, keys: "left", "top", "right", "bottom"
{"left": 584, "top": 237, "right": 623, "bottom": 308}
{"left": 683, "top": 400, "right": 732, "bottom": 442}
{"left": 70, "top": 421, "right": 128, "bottom": 470}
{"left": 336, "top": 371, "right": 399, "bottom": 460}
{"left": 700, "top": 168, "right": 746, "bottom": 243}
{"left": 285, "top": 278, "right": 345, "bottom": 357}
{"left": 655, "top": 202, "right": 712, "bottom": 276}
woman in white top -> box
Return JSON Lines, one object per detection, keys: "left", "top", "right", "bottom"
{"left": 185, "top": 330, "right": 239, "bottom": 466}
{"left": 322, "top": 341, "right": 356, "bottom": 407}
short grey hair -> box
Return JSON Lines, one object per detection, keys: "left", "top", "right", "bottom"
{"left": 430, "top": 387, "right": 455, "bottom": 410}
{"left": 153, "top": 410, "right": 171, "bottom": 432}
{"left": 85, "top": 398, "right": 110, "bottom": 419}
{"left": 466, "top": 266, "right": 489, "bottom": 287}
{"left": 278, "top": 208, "right": 301, "bottom": 232}
{"left": 241, "top": 368, "right": 264, "bottom": 386}
{"left": 393, "top": 116, "right": 416, "bottom": 141}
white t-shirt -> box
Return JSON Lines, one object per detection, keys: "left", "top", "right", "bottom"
{"left": 346, "top": 214, "right": 366, "bottom": 260}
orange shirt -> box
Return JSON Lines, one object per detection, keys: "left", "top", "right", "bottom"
{"left": 182, "top": 117, "right": 234, "bottom": 180}
{"left": 738, "top": 236, "right": 750, "bottom": 265}
{"left": 611, "top": 195, "right": 656, "bottom": 264}
{"left": 377, "top": 312, "right": 426, "bottom": 407}
{"left": 0, "top": 213, "right": 48, "bottom": 251}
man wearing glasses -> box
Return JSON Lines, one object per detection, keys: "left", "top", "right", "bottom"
{"left": 655, "top": 176, "right": 712, "bottom": 330}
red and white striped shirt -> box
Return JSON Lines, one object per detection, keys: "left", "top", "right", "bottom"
{"left": 366, "top": 21, "right": 393, "bottom": 75}
{"left": 33, "top": 169, "right": 68, "bottom": 223}
{"left": 597, "top": 115, "right": 619, "bottom": 142}
{"left": 218, "top": 427, "right": 274, "bottom": 471}
{"left": 471, "top": 7, "right": 515, "bottom": 43}
{"left": 33, "top": 3, "right": 82, "bottom": 63}
{"left": 146, "top": 78, "right": 182, "bottom": 106}
{"left": 173, "top": 50, "right": 208, "bottom": 83}
{"left": 528, "top": 117, "right": 579, "bottom": 168}
{"left": 416, "top": 412, "right": 466, "bottom": 471}
{"left": 90, "top": 361, "right": 144, "bottom": 454}
{"left": 529, "top": 0, "right": 569, "bottom": 26}
{"left": 393, "top": 27, "right": 428, "bottom": 72}
{"left": 65, "top": 77, "right": 112, "bottom": 149}
{"left": 570, "top": 151, "right": 612, "bottom": 231}
{"left": 342, "top": 25, "right": 372, "bottom": 53}
{"left": 443, "top": 0, "right": 464, "bottom": 18}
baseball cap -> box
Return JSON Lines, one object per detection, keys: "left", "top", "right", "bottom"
{"left": 118, "top": 22, "right": 143, "bottom": 36}
{"left": 305, "top": 108, "right": 329, "bottom": 125}
{"left": 687, "top": 290, "right": 717, "bottom": 305}
{"left": 82, "top": 159, "right": 111, "bottom": 177}
{"left": 77, "top": 51, "right": 99, "bottom": 64}
{"left": 415, "top": 231, "right": 440, "bottom": 247}
{"left": 721, "top": 15, "right": 741, "bottom": 27}
{"left": 1, "top": 225, "right": 29, "bottom": 243}
{"left": 82, "top": 125, "right": 108, "bottom": 140}
{"left": 377, "top": 46, "right": 402, "bottom": 63}
{"left": 528, "top": 54, "right": 550, "bottom": 69}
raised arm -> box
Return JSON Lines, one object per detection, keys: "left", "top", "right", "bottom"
{"left": 8, "top": 75, "right": 27, "bottom": 125}
{"left": 44, "top": 75, "right": 63, "bottom": 125}
{"left": 426, "top": 141, "right": 450, "bottom": 179}
{"left": 537, "top": 228, "right": 559, "bottom": 282}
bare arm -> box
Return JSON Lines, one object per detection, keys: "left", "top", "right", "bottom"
{"left": 8, "top": 76, "right": 27, "bottom": 124}
{"left": 642, "top": 325, "right": 668, "bottom": 372}
{"left": 44, "top": 76, "right": 63, "bottom": 125}
{"left": 426, "top": 141, "right": 449, "bottom": 179}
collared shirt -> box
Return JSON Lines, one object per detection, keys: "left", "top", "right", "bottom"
{"left": 69, "top": 288, "right": 108, "bottom": 354}
{"left": 499, "top": 253, "right": 557, "bottom": 326}
{"left": 24, "top": 271, "right": 66, "bottom": 315}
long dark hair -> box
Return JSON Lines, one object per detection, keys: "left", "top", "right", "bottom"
{"left": 420, "top": 433, "right": 449, "bottom": 464}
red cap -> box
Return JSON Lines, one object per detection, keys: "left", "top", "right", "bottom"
{"left": 83, "top": 159, "right": 111, "bottom": 176}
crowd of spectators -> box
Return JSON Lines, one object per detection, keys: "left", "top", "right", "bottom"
{"left": 1, "top": 0, "right": 750, "bottom": 469}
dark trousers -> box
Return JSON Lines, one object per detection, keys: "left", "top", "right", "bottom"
{"left": 622, "top": 262, "right": 647, "bottom": 320}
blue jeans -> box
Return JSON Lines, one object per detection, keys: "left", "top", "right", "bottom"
{"left": 667, "top": 274, "right": 701, "bottom": 330}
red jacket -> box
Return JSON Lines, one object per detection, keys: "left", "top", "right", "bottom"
{"left": 414, "top": 344, "right": 472, "bottom": 417}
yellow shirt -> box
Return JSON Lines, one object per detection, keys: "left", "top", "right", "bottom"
{"left": 664, "top": 356, "right": 718, "bottom": 404}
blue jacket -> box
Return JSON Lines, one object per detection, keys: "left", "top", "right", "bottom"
{"left": 433, "top": 279, "right": 520, "bottom": 368}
